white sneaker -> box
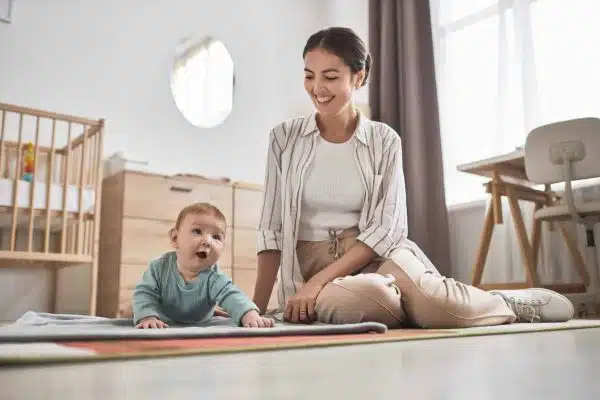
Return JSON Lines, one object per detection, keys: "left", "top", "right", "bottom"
{"left": 489, "top": 288, "right": 575, "bottom": 323}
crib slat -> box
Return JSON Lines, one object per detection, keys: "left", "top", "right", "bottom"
{"left": 0, "top": 110, "right": 6, "bottom": 178}
{"left": 70, "top": 218, "right": 76, "bottom": 254}
{"left": 83, "top": 134, "right": 90, "bottom": 255}
{"left": 60, "top": 122, "right": 72, "bottom": 254}
{"left": 76, "top": 126, "right": 88, "bottom": 254}
{"left": 85, "top": 220, "right": 90, "bottom": 255}
{"left": 27, "top": 117, "right": 42, "bottom": 251}
{"left": 92, "top": 130, "right": 100, "bottom": 252}
{"left": 87, "top": 131, "right": 94, "bottom": 192}
{"left": 89, "top": 119, "right": 104, "bottom": 315}
{"left": 85, "top": 136, "right": 91, "bottom": 255}
{"left": 90, "top": 130, "right": 100, "bottom": 255}
{"left": 68, "top": 144, "right": 79, "bottom": 254}
{"left": 9, "top": 114, "right": 24, "bottom": 251}
{"left": 44, "top": 118, "right": 57, "bottom": 253}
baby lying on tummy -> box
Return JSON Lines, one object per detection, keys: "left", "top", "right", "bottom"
{"left": 132, "top": 202, "right": 274, "bottom": 329}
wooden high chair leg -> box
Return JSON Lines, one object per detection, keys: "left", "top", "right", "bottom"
{"left": 506, "top": 187, "right": 539, "bottom": 287}
{"left": 558, "top": 223, "right": 591, "bottom": 287}
{"left": 531, "top": 202, "right": 543, "bottom": 270}
{"left": 471, "top": 201, "right": 495, "bottom": 286}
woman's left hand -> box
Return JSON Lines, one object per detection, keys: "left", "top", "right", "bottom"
{"left": 284, "top": 279, "right": 325, "bottom": 323}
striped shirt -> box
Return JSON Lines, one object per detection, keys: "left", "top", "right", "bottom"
{"left": 257, "top": 111, "right": 440, "bottom": 307}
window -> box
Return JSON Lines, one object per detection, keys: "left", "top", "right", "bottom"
{"left": 430, "top": 0, "right": 600, "bottom": 207}
{"left": 531, "top": 0, "right": 600, "bottom": 125}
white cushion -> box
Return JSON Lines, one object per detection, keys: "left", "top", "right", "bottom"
{"left": 534, "top": 200, "right": 600, "bottom": 221}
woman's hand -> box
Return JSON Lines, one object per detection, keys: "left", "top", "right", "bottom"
{"left": 283, "top": 279, "right": 325, "bottom": 323}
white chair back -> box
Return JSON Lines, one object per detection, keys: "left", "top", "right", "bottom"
{"left": 524, "top": 117, "right": 600, "bottom": 185}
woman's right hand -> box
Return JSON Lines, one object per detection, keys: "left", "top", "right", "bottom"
{"left": 283, "top": 278, "right": 325, "bottom": 323}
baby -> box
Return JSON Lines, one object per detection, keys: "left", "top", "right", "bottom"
{"left": 132, "top": 202, "right": 274, "bottom": 329}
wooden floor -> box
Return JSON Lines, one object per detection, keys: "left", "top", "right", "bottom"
{"left": 1, "top": 326, "right": 599, "bottom": 399}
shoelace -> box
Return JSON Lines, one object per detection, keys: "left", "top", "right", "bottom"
{"left": 328, "top": 229, "right": 342, "bottom": 260}
{"left": 511, "top": 300, "right": 541, "bottom": 323}
{"left": 496, "top": 293, "right": 542, "bottom": 323}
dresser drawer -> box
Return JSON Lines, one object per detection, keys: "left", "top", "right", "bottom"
{"left": 233, "top": 184, "right": 263, "bottom": 229}
{"left": 121, "top": 218, "right": 233, "bottom": 267}
{"left": 122, "top": 172, "right": 233, "bottom": 223}
{"left": 120, "top": 218, "right": 174, "bottom": 264}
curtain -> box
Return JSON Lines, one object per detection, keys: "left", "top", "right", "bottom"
{"left": 369, "top": 0, "right": 452, "bottom": 276}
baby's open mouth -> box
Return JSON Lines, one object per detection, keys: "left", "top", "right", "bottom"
{"left": 196, "top": 251, "right": 208, "bottom": 259}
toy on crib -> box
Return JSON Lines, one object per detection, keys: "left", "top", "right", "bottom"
{"left": 22, "top": 142, "right": 34, "bottom": 182}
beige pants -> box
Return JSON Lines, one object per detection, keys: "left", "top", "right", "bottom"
{"left": 296, "top": 227, "right": 517, "bottom": 329}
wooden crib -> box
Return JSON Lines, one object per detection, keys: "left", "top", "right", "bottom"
{"left": 0, "top": 102, "right": 104, "bottom": 315}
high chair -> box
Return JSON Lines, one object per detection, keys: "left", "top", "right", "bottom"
{"left": 524, "top": 117, "right": 600, "bottom": 316}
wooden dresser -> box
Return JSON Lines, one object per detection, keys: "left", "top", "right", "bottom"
{"left": 96, "top": 171, "right": 277, "bottom": 318}
{"left": 231, "top": 182, "right": 278, "bottom": 307}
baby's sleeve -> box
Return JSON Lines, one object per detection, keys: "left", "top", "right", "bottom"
{"left": 208, "top": 272, "right": 259, "bottom": 326}
{"left": 132, "top": 260, "right": 162, "bottom": 325}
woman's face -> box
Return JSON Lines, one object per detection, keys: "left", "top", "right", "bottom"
{"left": 303, "top": 48, "right": 362, "bottom": 117}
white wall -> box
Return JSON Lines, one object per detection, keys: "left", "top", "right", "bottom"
{"left": 322, "top": 0, "right": 370, "bottom": 105}
{"left": 0, "top": 0, "right": 369, "bottom": 320}
{"left": 0, "top": 0, "right": 328, "bottom": 181}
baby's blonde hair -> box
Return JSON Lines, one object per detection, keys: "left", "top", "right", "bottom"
{"left": 173, "top": 202, "right": 227, "bottom": 231}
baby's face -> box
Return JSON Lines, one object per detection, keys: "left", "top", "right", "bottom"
{"left": 171, "top": 213, "right": 226, "bottom": 271}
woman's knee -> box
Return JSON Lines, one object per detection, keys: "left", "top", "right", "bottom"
{"left": 315, "top": 273, "right": 405, "bottom": 327}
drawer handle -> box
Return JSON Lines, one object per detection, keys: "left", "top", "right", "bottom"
{"left": 169, "top": 185, "right": 193, "bottom": 193}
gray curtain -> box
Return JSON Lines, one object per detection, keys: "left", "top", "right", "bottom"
{"left": 369, "top": 0, "right": 452, "bottom": 276}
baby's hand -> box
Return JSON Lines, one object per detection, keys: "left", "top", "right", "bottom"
{"left": 213, "top": 306, "right": 230, "bottom": 318}
{"left": 241, "top": 310, "right": 275, "bottom": 328}
{"left": 136, "top": 316, "right": 169, "bottom": 329}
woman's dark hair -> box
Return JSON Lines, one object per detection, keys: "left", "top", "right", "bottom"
{"left": 302, "top": 27, "right": 371, "bottom": 87}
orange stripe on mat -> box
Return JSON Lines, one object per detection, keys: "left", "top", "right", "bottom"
{"left": 62, "top": 329, "right": 458, "bottom": 356}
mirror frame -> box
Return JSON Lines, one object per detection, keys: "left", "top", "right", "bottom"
{"left": 170, "top": 35, "right": 236, "bottom": 128}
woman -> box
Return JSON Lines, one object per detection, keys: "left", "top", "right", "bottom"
{"left": 251, "top": 27, "right": 574, "bottom": 328}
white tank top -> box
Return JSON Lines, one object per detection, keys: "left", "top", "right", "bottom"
{"left": 298, "top": 136, "right": 365, "bottom": 241}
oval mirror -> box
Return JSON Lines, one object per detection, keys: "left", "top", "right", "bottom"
{"left": 170, "top": 36, "right": 235, "bottom": 128}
